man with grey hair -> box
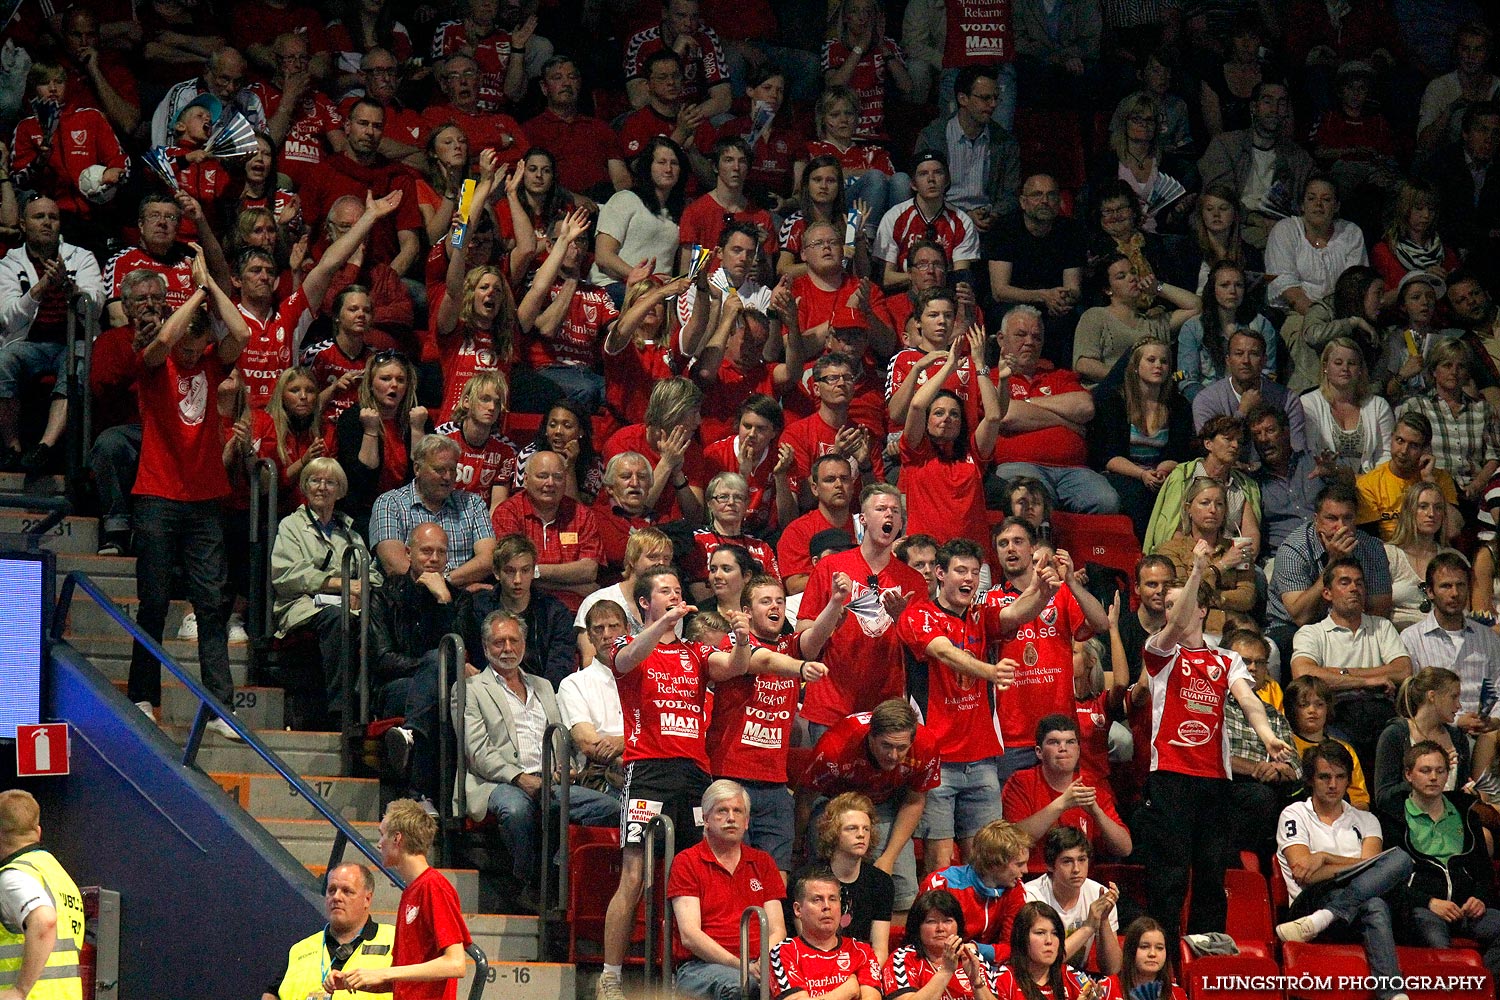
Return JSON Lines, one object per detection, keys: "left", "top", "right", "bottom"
{"left": 370, "top": 434, "right": 496, "bottom": 588}
{"left": 491, "top": 449, "right": 604, "bottom": 611}
{"left": 262, "top": 861, "right": 393, "bottom": 1000}
{"left": 150, "top": 46, "right": 268, "bottom": 147}
{"left": 666, "top": 778, "right": 787, "bottom": 1000}
{"left": 986, "top": 304, "right": 1117, "bottom": 513}
{"left": 595, "top": 451, "right": 657, "bottom": 574}
{"left": 341, "top": 48, "right": 425, "bottom": 158}
{"left": 453, "top": 609, "right": 618, "bottom": 911}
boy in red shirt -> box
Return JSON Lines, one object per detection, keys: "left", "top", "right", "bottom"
{"left": 330, "top": 799, "right": 471, "bottom": 999}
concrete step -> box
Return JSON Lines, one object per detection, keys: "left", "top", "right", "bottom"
{"left": 464, "top": 959, "right": 575, "bottom": 1000}
{"left": 162, "top": 683, "right": 284, "bottom": 729}
{"left": 262, "top": 817, "right": 381, "bottom": 867}
{"left": 370, "top": 910, "right": 543, "bottom": 964}
{"left": 212, "top": 771, "right": 381, "bottom": 823}
{"left": 0, "top": 472, "right": 66, "bottom": 496}
{"left": 165, "top": 725, "right": 341, "bottom": 775}
{"left": 68, "top": 596, "right": 206, "bottom": 636}
{"left": 56, "top": 551, "right": 137, "bottom": 579}
{"left": 309, "top": 865, "right": 481, "bottom": 913}
{"left": 0, "top": 509, "right": 97, "bottom": 553}
{"left": 63, "top": 635, "right": 251, "bottom": 686}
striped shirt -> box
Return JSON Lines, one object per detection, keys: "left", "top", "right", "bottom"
{"left": 1398, "top": 391, "right": 1500, "bottom": 488}
{"left": 367, "top": 481, "right": 494, "bottom": 574}
{"left": 1400, "top": 612, "right": 1500, "bottom": 719}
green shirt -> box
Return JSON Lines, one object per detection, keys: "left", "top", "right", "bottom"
{"left": 1405, "top": 795, "right": 1464, "bottom": 864}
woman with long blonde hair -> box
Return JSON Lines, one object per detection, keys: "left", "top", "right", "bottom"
{"left": 1301, "top": 335, "right": 1394, "bottom": 475}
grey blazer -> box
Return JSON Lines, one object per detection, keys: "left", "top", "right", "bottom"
{"left": 451, "top": 668, "right": 562, "bottom": 822}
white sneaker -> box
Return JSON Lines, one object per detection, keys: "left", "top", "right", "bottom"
{"left": 135, "top": 700, "right": 155, "bottom": 720}
{"left": 596, "top": 971, "right": 626, "bottom": 1000}
{"left": 227, "top": 613, "right": 249, "bottom": 643}
{"left": 206, "top": 717, "right": 244, "bottom": 742}
{"left": 1276, "top": 913, "right": 1328, "bottom": 943}
{"left": 177, "top": 612, "right": 198, "bottom": 639}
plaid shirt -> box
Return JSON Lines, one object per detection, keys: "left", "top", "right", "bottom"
{"left": 368, "top": 481, "right": 495, "bottom": 574}
{"left": 1225, "top": 688, "right": 1303, "bottom": 778}
{"left": 1399, "top": 391, "right": 1500, "bottom": 488}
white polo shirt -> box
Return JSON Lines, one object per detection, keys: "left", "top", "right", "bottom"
{"left": 1275, "top": 798, "right": 1380, "bottom": 903}
{"left": 557, "top": 659, "right": 625, "bottom": 739}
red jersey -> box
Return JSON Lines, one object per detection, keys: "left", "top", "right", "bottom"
{"left": 941, "top": 0, "right": 1015, "bottom": 66}
{"left": 990, "top": 963, "right": 1102, "bottom": 1000}
{"left": 687, "top": 528, "right": 782, "bottom": 585}
{"left": 604, "top": 336, "right": 681, "bottom": 426}
{"left": 666, "top": 839, "right": 785, "bottom": 957}
{"left": 263, "top": 89, "right": 346, "bottom": 189}
{"left": 981, "top": 583, "right": 1087, "bottom": 748}
{"left": 133, "top": 346, "right": 231, "bottom": 502}
{"left": 249, "top": 407, "right": 315, "bottom": 510}
{"left": 392, "top": 867, "right": 472, "bottom": 1000}
{"left": 526, "top": 280, "right": 617, "bottom": 369}
{"left": 707, "top": 631, "right": 804, "bottom": 782}
{"left": 435, "top": 420, "right": 518, "bottom": 499}
{"left": 433, "top": 320, "right": 507, "bottom": 423}
{"left": 996, "top": 365, "right": 1089, "bottom": 467}
{"left": 301, "top": 336, "right": 370, "bottom": 423}
{"left": 238, "top": 290, "right": 315, "bottom": 411}
{"left": 609, "top": 634, "right": 716, "bottom": 768}
{"left": 105, "top": 245, "right": 195, "bottom": 313}
{"left": 619, "top": 105, "right": 688, "bottom": 160}
{"left": 677, "top": 194, "right": 777, "bottom": 263}
{"left": 429, "top": 20, "right": 519, "bottom": 112}
{"left": 1141, "top": 641, "right": 1250, "bottom": 780}
{"left": 770, "top": 936, "right": 882, "bottom": 998}
{"left": 782, "top": 411, "right": 885, "bottom": 486}
{"left": 898, "top": 435, "right": 989, "bottom": 551}
{"left": 1001, "top": 765, "right": 1124, "bottom": 868}
{"left": 802, "top": 711, "right": 942, "bottom": 805}
{"left": 160, "top": 151, "right": 231, "bottom": 240}
{"left": 698, "top": 357, "right": 778, "bottom": 445}
{"left": 703, "top": 435, "right": 784, "bottom": 533}
{"left": 710, "top": 115, "right": 800, "bottom": 195}
{"left": 11, "top": 106, "right": 128, "bottom": 218}
{"left": 623, "top": 23, "right": 729, "bottom": 106}
{"left": 918, "top": 867, "right": 1025, "bottom": 959}
{"left": 883, "top": 945, "right": 999, "bottom": 1000}
{"left": 799, "top": 549, "right": 926, "bottom": 726}
{"left": 875, "top": 200, "right": 981, "bottom": 270}
{"left": 820, "top": 38, "right": 906, "bottom": 140}
{"left": 805, "top": 140, "right": 897, "bottom": 177}
{"left": 776, "top": 509, "right": 854, "bottom": 584}
{"left": 1075, "top": 690, "right": 1120, "bottom": 785}
{"left": 898, "top": 599, "right": 999, "bottom": 763}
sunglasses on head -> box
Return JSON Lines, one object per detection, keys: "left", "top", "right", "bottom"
{"left": 372, "top": 349, "right": 409, "bottom": 366}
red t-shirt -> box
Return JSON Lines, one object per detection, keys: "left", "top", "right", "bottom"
{"left": 603, "top": 423, "right": 709, "bottom": 521}
{"left": 525, "top": 281, "right": 617, "bottom": 369}
{"left": 709, "top": 116, "right": 800, "bottom": 195}
{"left": 799, "top": 549, "right": 926, "bottom": 726}
{"left": 996, "top": 365, "right": 1090, "bottom": 467}
{"left": 90, "top": 326, "right": 141, "bottom": 433}
{"left": 666, "top": 839, "right": 785, "bottom": 957}
{"left": 336, "top": 96, "right": 426, "bottom": 147}
{"left": 941, "top": 0, "right": 1015, "bottom": 66}
{"left": 392, "top": 866, "right": 472, "bottom": 1000}
{"left": 603, "top": 336, "right": 681, "bottom": 427}
{"left": 770, "top": 935, "right": 882, "bottom": 997}
{"left": 437, "top": 420, "right": 518, "bottom": 500}
{"left": 302, "top": 336, "right": 370, "bottom": 423}
{"left": 802, "top": 711, "right": 942, "bottom": 805}
{"left": 883, "top": 945, "right": 998, "bottom": 1000}
{"left": 981, "top": 583, "right": 1087, "bottom": 748}
{"left": 609, "top": 634, "right": 716, "bottom": 768}
{"left": 698, "top": 356, "right": 779, "bottom": 445}
{"left": 591, "top": 498, "right": 657, "bottom": 572}
{"left": 885, "top": 348, "right": 983, "bottom": 427}
{"left": 820, "top": 38, "right": 905, "bottom": 140}
{"left": 1001, "top": 765, "right": 1124, "bottom": 868}
{"left": 105, "top": 245, "right": 196, "bottom": 313}
{"left": 1142, "top": 641, "right": 1250, "bottom": 780}
{"left": 299, "top": 156, "right": 421, "bottom": 266}
{"left": 776, "top": 509, "right": 853, "bottom": 584}
{"left": 804, "top": 140, "right": 897, "bottom": 177}
{"left": 782, "top": 411, "right": 885, "bottom": 487}
{"left": 687, "top": 528, "right": 782, "bottom": 584}
{"left": 792, "top": 362, "right": 886, "bottom": 441}
{"left": 791, "top": 273, "right": 888, "bottom": 336}
{"left": 133, "top": 346, "right": 231, "bottom": 502}
{"left": 238, "top": 290, "right": 315, "bottom": 411}
{"left": 619, "top": 105, "right": 686, "bottom": 160}
{"left": 707, "top": 631, "right": 804, "bottom": 782}
{"left": 898, "top": 599, "right": 999, "bottom": 763}
{"left": 897, "top": 435, "right": 989, "bottom": 551}
{"left": 249, "top": 407, "right": 314, "bottom": 510}
{"left": 417, "top": 106, "right": 527, "bottom": 165}
{"left": 523, "top": 109, "right": 624, "bottom": 193}
{"left": 703, "top": 435, "right": 785, "bottom": 534}
{"left": 677, "top": 194, "right": 777, "bottom": 262}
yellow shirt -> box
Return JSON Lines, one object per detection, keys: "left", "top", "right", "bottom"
{"left": 1355, "top": 462, "right": 1457, "bottom": 541}
{"left": 1256, "top": 679, "right": 1285, "bottom": 713}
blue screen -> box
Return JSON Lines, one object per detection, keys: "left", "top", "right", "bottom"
{"left": 0, "top": 557, "right": 43, "bottom": 739}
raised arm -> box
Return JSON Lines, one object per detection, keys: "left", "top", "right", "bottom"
{"left": 305, "top": 187, "right": 409, "bottom": 308}
{"left": 518, "top": 206, "right": 591, "bottom": 332}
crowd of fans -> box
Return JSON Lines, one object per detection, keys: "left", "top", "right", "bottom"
{"left": 10, "top": 0, "right": 1500, "bottom": 997}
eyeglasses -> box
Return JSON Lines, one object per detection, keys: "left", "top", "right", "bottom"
{"left": 125, "top": 293, "right": 167, "bottom": 305}
{"left": 143, "top": 210, "right": 181, "bottom": 222}
{"left": 365, "top": 66, "right": 400, "bottom": 77}
{"left": 445, "top": 70, "right": 480, "bottom": 81}
{"left": 710, "top": 493, "right": 748, "bottom": 505}
{"left": 909, "top": 259, "right": 944, "bottom": 271}
{"left": 804, "top": 238, "right": 839, "bottom": 252}
{"left": 815, "top": 373, "right": 854, "bottom": 384}
{"left": 307, "top": 477, "right": 340, "bottom": 489}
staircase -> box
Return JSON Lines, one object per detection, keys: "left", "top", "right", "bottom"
{"left": 11, "top": 473, "right": 585, "bottom": 1000}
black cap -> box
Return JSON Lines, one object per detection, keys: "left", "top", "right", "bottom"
{"left": 911, "top": 149, "right": 949, "bottom": 172}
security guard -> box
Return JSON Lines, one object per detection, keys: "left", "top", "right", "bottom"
{"left": 0, "top": 789, "right": 85, "bottom": 1000}
{"left": 263, "top": 862, "right": 394, "bottom": 1000}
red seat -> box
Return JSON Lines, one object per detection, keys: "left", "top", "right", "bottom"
{"left": 1223, "top": 868, "right": 1275, "bottom": 959}
{"left": 566, "top": 826, "right": 665, "bottom": 966}
{"left": 1239, "top": 850, "right": 1263, "bottom": 874}
{"left": 1093, "top": 863, "right": 1148, "bottom": 915}
{"left": 1049, "top": 512, "right": 1142, "bottom": 582}
{"left": 502, "top": 411, "right": 543, "bottom": 441}
{"left": 886, "top": 923, "right": 905, "bottom": 954}
{"left": 1182, "top": 952, "right": 1282, "bottom": 1000}
{"left": 1280, "top": 942, "right": 1372, "bottom": 1000}
{"left": 1270, "top": 864, "right": 1291, "bottom": 917}
{"left": 1395, "top": 946, "right": 1491, "bottom": 1000}
{"left": 1013, "top": 107, "right": 1085, "bottom": 190}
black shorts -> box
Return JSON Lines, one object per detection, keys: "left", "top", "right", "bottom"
{"left": 620, "top": 758, "right": 712, "bottom": 849}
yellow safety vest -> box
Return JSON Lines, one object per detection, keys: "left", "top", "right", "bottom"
{"left": 0, "top": 846, "right": 84, "bottom": 1000}
{"left": 277, "top": 922, "right": 395, "bottom": 1000}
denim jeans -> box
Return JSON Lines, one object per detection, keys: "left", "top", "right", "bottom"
{"left": 1408, "top": 904, "right": 1500, "bottom": 977}
{"left": 129, "top": 496, "right": 233, "bottom": 706}
{"left": 403, "top": 649, "right": 445, "bottom": 799}
{"left": 1291, "top": 849, "right": 1414, "bottom": 999}
{"left": 741, "top": 778, "right": 794, "bottom": 870}
{"left": 91, "top": 423, "right": 141, "bottom": 536}
{"left": 849, "top": 170, "right": 912, "bottom": 235}
{"left": 676, "top": 958, "right": 757, "bottom": 1000}
{"left": 0, "top": 339, "right": 67, "bottom": 397}
{"left": 923, "top": 758, "right": 1003, "bottom": 839}
{"left": 485, "top": 780, "right": 620, "bottom": 886}
{"left": 987, "top": 462, "right": 1121, "bottom": 514}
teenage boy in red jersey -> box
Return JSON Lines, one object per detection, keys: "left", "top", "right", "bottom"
{"left": 1133, "top": 539, "right": 1291, "bottom": 956}
{"left": 328, "top": 799, "right": 471, "bottom": 998}
{"left": 771, "top": 867, "right": 883, "bottom": 1000}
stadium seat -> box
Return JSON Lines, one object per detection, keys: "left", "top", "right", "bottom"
{"left": 1182, "top": 951, "right": 1282, "bottom": 1000}
{"left": 1049, "top": 512, "right": 1143, "bottom": 583}
{"left": 1013, "top": 107, "right": 1086, "bottom": 191}
{"left": 1223, "top": 867, "right": 1275, "bottom": 959}
{"left": 1394, "top": 945, "right": 1491, "bottom": 1000}
{"left": 1280, "top": 942, "right": 1372, "bottom": 1000}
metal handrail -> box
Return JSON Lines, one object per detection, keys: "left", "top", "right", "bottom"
{"left": 436, "top": 633, "right": 466, "bottom": 868}
{"left": 246, "top": 459, "right": 278, "bottom": 645}
{"left": 537, "top": 723, "right": 575, "bottom": 954}
{"left": 338, "top": 546, "right": 372, "bottom": 774}
{"left": 739, "top": 906, "right": 771, "bottom": 1000}
{"left": 643, "top": 813, "right": 677, "bottom": 996}
{"left": 63, "top": 292, "right": 96, "bottom": 504}
{"left": 465, "top": 942, "right": 488, "bottom": 1000}
{"left": 51, "top": 571, "right": 401, "bottom": 887}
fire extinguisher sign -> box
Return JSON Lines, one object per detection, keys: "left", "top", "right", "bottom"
{"left": 16, "top": 723, "right": 70, "bottom": 777}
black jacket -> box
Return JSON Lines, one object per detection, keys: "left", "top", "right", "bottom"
{"left": 367, "top": 573, "right": 459, "bottom": 680}
{"left": 456, "top": 588, "right": 578, "bottom": 690}
{"left": 1379, "top": 789, "right": 1498, "bottom": 913}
